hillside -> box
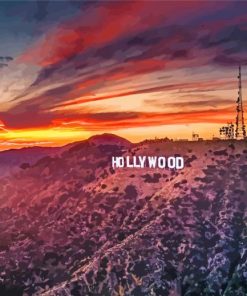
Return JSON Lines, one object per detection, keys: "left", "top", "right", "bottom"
{"left": 0, "top": 135, "right": 246, "bottom": 296}
{"left": 0, "top": 146, "right": 61, "bottom": 177}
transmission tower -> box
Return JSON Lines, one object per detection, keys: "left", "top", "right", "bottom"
{"left": 235, "top": 66, "right": 246, "bottom": 139}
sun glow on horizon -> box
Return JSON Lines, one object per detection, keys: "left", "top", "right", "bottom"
{"left": 0, "top": 122, "right": 226, "bottom": 151}
{"left": 0, "top": 127, "right": 91, "bottom": 151}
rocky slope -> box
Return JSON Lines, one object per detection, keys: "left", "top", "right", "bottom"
{"left": 0, "top": 134, "right": 246, "bottom": 296}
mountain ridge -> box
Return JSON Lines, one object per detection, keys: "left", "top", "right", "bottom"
{"left": 0, "top": 133, "right": 132, "bottom": 178}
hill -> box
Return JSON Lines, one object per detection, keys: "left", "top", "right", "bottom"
{"left": 0, "top": 135, "right": 246, "bottom": 295}
{"left": 0, "top": 146, "right": 60, "bottom": 177}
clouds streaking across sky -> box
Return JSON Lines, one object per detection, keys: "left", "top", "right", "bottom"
{"left": 0, "top": 1, "right": 246, "bottom": 150}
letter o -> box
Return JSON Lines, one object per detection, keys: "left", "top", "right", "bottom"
{"left": 118, "top": 157, "right": 124, "bottom": 167}
{"left": 167, "top": 157, "right": 176, "bottom": 169}
{"left": 158, "top": 157, "right": 166, "bottom": 168}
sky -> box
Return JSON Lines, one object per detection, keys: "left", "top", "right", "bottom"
{"left": 0, "top": 0, "right": 246, "bottom": 150}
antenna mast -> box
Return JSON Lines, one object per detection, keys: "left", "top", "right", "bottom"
{"left": 235, "top": 65, "right": 246, "bottom": 139}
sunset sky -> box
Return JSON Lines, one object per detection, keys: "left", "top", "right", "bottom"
{"left": 0, "top": 1, "right": 246, "bottom": 150}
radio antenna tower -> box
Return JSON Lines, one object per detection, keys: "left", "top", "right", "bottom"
{"left": 235, "top": 65, "right": 246, "bottom": 139}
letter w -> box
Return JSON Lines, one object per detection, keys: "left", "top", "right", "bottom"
{"left": 148, "top": 156, "right": 157, "bottom": 168}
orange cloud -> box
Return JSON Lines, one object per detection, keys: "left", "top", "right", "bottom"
{"left": 52, "top": 107, "right": 234, "bottom": 131}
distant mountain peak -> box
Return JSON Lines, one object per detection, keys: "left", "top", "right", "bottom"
{"left": 87, "top": 133, "right": 132, "bottom": 147}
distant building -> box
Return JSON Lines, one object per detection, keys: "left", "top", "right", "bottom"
{"left": 192, "top": 132, "right": 199, "bottom": 141}
{"left": 192, "top": 132, "right": 204, "bottom": 141}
